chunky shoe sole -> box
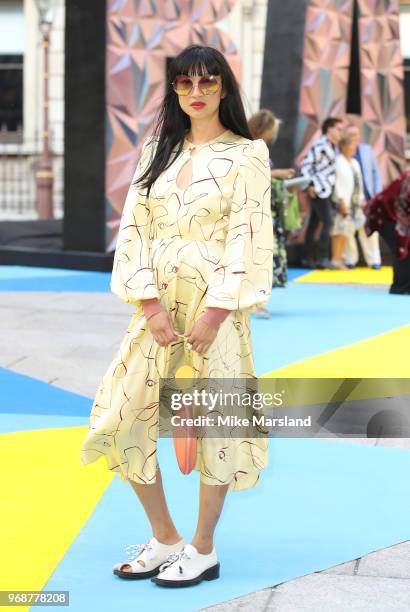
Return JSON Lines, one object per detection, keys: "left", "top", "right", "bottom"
{"left": 151, "top": 562, "right": 220, "bottom": 587}
{"left": 113, "top": 564, "right": 161, "bottom": 580}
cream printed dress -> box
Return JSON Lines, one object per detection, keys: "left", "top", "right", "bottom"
{"left": 80, "top": 128, "right": 274, "bottom": 492}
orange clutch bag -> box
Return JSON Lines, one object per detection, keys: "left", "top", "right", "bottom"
{"left": 172, "top": 353, "right": 198, "bottom": 475}
{"left": 172, "top": 394, "right": 197, "bottom": 474}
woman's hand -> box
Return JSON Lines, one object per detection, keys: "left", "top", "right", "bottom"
{"left": 147, "top": 311, "right": 179, "bottom": 347}
{"left": 338, "top": 200, "right": 349, "bottom": 216}
{"left": 185, "top": 320, "right": 219, "bottom": 356}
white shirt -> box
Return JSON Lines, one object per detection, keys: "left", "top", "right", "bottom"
{"left": 334, "top": 154, "right": 365, "bottom": 210}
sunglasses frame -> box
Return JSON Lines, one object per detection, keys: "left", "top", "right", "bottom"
{"left": 170, "top": 74, "right": 222, "bottom": 96}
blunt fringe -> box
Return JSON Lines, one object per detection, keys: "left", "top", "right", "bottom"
{"left": 133, "top": 45, "right": 254, "bottom": 199}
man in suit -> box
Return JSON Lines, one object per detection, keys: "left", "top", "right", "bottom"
{"left": 300, "top": 117, "right": 344, "bottom": 269}
{"left": 343, "top": 125, "right": 383, "bottom": 269}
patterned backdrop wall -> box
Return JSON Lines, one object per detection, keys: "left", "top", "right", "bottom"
{"left": 105, "top": 0, "right": 406, "bottom": 253}
{"left": 105, "top": 0, "right": 240, "bottom": 252}
{"left": 295, "top": 0, "right": 406, "bottom": 185}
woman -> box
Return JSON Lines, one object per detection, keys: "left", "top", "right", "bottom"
{"left": 80, "top": 45, "right": 274, "bottom": 587}
{"left": 331, "top": 133, "right": 366, "bottom": 269}
{"left": 248, "top": 109, "right": 295, "bottom": 316}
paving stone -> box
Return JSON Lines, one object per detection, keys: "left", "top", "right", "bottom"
{"left": 265, "top": 574, "right": 410, "bottom": 612}
{"left": 199, "top": 588, "right": 272, "bottom": 611}
{"left": 49, "top": 377, "right": 100, "bottom": 399}
{"left": 319, "top": 559, "right": 357, "bottom": 575}
{"left": 357, "top": 541, "right": 410, "bottom": 579}
{"left": 2, "top": 328, "right": 114, "bottom": 359}
{"left": 323, "top": 437, "right": 377, "bottom": 447}
{"left": 375, "top": 438, "right": 410, "bottom": 450}
{"left": 8, "top": 355, "right": 109, "bottom": 396}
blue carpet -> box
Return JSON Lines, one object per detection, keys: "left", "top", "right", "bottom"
{"left": 0, "top": 413, "right": 88, "bottom": 434}
{"left": 251, "top": 282, "right": 410, "bottom": 374}
{"left": 34, "top": 436, "right": 410, "bottom": 612}
{"left": 286, "top": 267, "right": 311, "bottom": 281}
{"left": 0, "top": 266, "right": 110, "bottom": 292}
{"left": 0, "top": 368, "right": 92, "bottom": 417}
{"left": 0, "top": 265, "right": 308, "bottom": 293}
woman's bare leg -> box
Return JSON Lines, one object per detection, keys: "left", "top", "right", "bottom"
{"left": 121, "top": 466, "right": 182, "bottom": 572}
{"left": 128, "top": 466, "right": 182, "bottom": 543}
{"left": 191, "top": 481, "right": 230, "bottom": 554}
{"left": 332, "top": 235, "right": 347, "bottom": 264}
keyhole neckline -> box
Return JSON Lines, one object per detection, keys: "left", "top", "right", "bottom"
{"left": 182, "top": 128, "right": 231, "bottom": 151}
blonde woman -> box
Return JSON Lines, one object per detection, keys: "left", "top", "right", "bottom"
{"left": 248, "top": 109, "right": 295, "bottom": 315}
{"left": 331, "top": 133, "right": 366, "bottom": 269}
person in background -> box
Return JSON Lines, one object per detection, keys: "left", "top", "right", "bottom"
{"left": 300, "top": 117, "right": 344, "bottom": 269}
{"left": 330, "top": 133, "right": 366, "bottom": 269}
{"left": 365, "top": 170, "right": 410, "bottom": 294}
{"left": 342, "top": 124, "right": 383, "bottom": 269}
{"left": 248, "top": 109, "right": 296, "bottom": 318}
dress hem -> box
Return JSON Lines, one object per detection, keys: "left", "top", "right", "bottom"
{"left": 80, "top": 450, "right": 267, "bottom": 493}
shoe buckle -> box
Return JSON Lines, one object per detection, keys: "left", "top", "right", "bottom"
{"left": 159, "top": 550, "right": 191, "bottom": 573}
{"left": 124, "top": 543, "right": 153, "bottom": 562}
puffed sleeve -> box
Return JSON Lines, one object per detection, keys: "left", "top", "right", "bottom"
{"left": 204, "top": 138, "right": 274, "bottom": 311}
{"left": 110, "top": 136, "right": 160, "bottom": 308}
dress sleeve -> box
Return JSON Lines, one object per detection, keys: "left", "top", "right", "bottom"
{"left": 110, "top": 136, "right": 160, "bottom": 308}
{"left": 204, "top": 138, "right": 274, "bottom": 312}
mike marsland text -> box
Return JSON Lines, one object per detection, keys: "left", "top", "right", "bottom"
{"left": 171, "top": 414, "right": 312, "bottom": 427}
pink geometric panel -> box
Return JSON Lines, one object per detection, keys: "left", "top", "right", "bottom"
{"left": 358, "top": 0, "right": 406, "bottom": 184}
{"left": 295, "top": 0, "right": 406, "bottom": 187}
{"left": 296, "top": 0, "right": 354, "bottom": 165}
{"left": 105, "top": 0, "right": 240, "bottom": 252}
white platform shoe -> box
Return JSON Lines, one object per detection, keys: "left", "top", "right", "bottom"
{"left": 151, "top": 543, "right": 220, "bottom": 587}
{"left": 112, "top": 536, "right": 185, "bottom": 579}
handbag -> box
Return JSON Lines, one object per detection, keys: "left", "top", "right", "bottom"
{"left": 172, "top": 396, "right": 197, "bottom": 474}
{"left": 172, "top": 357, "right": 197, "bottom": 474}
{"left": 271, "top": 178, "right": 301, "bottom": 232}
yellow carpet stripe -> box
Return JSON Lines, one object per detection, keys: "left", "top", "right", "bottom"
{"left": 295, "top": 266, "right": 393, "bottom": 285}
{"left": 262, "top": 325, "right": 410, "bottom": 378}
{"left": 0, "top": 426, "right": 112, "bottom": 606}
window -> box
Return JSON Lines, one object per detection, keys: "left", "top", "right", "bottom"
{"left": 0, "top": 1, "right": 24, "bottom": 140}
{"left": 0, "top": 54, "right": 23, "bottom": 133}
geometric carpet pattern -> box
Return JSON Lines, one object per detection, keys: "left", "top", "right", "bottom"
{"left": 1, "top": 265, "right": 409, "bottom": 610}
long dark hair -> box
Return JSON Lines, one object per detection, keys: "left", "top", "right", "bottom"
{"left": 134, "top": 45, "right": 253, "bottom": 198}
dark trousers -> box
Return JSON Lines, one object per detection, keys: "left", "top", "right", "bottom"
{"left": 303, "top": 196, "right": 333, "bottom": 261}
{"left": 379, "top": 221, "right": 410, "bottom": 295}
